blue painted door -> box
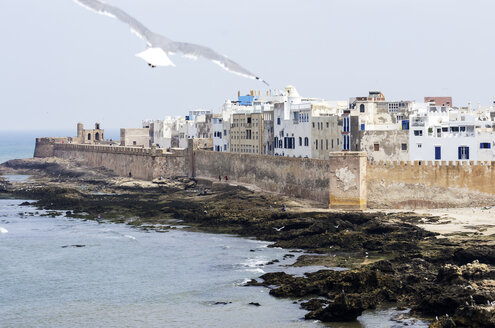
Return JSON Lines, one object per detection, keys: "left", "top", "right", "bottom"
{"left": 435, "top": 146, "right": 441, "bottom": 160}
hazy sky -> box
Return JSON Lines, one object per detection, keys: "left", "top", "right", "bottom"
{"left": 1, "top": 0, "right": 495, "bottom": 131}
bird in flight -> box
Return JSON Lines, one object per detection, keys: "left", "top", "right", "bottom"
{"left": 74, "top": 0, "right": 269, "bottom": 85}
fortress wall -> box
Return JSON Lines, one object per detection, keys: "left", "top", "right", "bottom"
{"left": 34, "top": 140, "right": 495, "bottom": 209}
{"left": 367, "top": 161, "right": 495, "bottom": 208}
{"left": 50, "top": 143, "right": 188, "bottom": 180}
{"left": 194, "top": 150, "right": 333, "bottom": 204}
{"left": 34, "top": 138, "right": 72, "bottom": 158}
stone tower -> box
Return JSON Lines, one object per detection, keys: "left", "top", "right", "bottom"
{"left": 77, "top": 123, "right": 84, "bottom": 143}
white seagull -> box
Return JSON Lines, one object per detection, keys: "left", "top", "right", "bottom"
{"left": 273, "top": 226, "right": 285, "bottom": 232}
{"left": 74, "top": 0, "right": 268, "bottom": 85}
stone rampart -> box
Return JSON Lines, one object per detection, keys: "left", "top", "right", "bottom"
{"left": 367, "top": 160, "right": 495, "bottom": 208}
{"left": 194, "top": 150, "right": 333, "bottom": 204}
{"left": 34, "top": 138, "right": 72, "bottom": 158}
{"left": 34, "top": 139, "right": 495, "bottom": 209}
{"left": 50, "top": 143, "right": 189, "bottom": 180}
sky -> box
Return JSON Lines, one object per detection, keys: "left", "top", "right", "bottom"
{"left": 1, "top": 0, "right": 495, "bottom": 131}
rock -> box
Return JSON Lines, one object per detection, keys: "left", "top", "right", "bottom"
{"left": 301, "top": 298, "right": 330, "bottom": 311}
{"left": 429, "top": 316, "right": 457, "bottom": 328}
{"left": 61, "top": 244, "right": 86, "bottom": 248}
{"left": 305, "top": 293, "right": 365, "bottom": 322}
{"left": 436, "top": 260, "right": 492, "bottom": 283}
{"left": 454, "top": 305, "right": 495, "bottom": 327}
{"left": 454, "top": 247, "right": 495, "bottom": 265}
{"left": 248, "top": 302, "right": 261, "bottom": 306}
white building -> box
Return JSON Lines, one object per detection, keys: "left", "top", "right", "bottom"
{"left": 212, "top": 114, "right": 225, "bottom": 152}
{"left": 409, "top": 104, "right": 495, "bottom": 162}
{"left": 142, "top": 117, "right": 180, "bottom": 149}
{"left": 272, "top": 86, "right": 346, "bottom": 159}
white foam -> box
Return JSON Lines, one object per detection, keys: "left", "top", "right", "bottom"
{"left": 0, "top": 227, "right": 8, "bottom": 234}
{"left": 241, "top": 258, "right": 267, "bottom": 268}
{"left": 246, "top": 268, "right": 265, "bottom": 274}
{"left": 234, "top": 278, "right": 251, "bottom": 286}
{"left": 123, "top": 234, "right": 136, "bottom": 240}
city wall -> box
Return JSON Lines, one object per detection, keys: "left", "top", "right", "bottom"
{"left": 34, "top": 139, "right": 495, "bottom": 209}
{"left": 37, "top": 140, "right": 189, "bottom": 181}
{"left": 194, "top": 150, "right": 332, "bottom": 204}
{"left": 368, "top": 160, "right": 495, "bottom": 208}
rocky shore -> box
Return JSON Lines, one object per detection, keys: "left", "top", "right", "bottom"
{"left": 1, "top": 158, "right": 495, "bottom": 327}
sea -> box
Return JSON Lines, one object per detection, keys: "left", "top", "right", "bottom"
{"left": 0, "top": 130, "right": 429, "bottom": 328}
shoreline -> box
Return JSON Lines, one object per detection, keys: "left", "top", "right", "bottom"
{"left": 1, "top": 158, "right": 495, "bottom": 327}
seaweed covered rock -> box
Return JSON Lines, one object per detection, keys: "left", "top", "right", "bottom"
{"left": 305, "top": 293, "right": 365, "bottom": 321}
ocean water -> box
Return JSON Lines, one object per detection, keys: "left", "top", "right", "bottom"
{"left": 0, "top": 130, "right": 120, "bottom": 164}
{"left": 0, "top": 132, "right": 430, "bottom": 327}
{"left": 0, "top": 199, "right": 319, "bottom": 328}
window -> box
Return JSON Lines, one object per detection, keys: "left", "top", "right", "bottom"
{"left": 417, "top": 143, "right": 422, "bottom": 148}
{"left": 326, "top": 122, "right": 329, "bottom": 128}
{"left": 343, "top": 117, "right": 350, "bottom": 132}
{"left": 401, "top": 143, "right": 407, "bottom": 151}
{"left": 299, "top": 137, "right": 302, "bottom": 146}
{"left": 326, "top": 139, "right": 328, "bottom": 150}
{"left": 442, "top": 127, "right": 448, "bottom": 132}
{"left": 414, "top": 130, "right": 423, "bottom": 136}
{"left": 331, "top": 139, "right": 334, "bottom": 148}
{"left": 435, "top": 146, "right": 441, "bottom": 160}
{"left": 374, "top": 143, "right": 379, "bottom": 151}
{"left": 360, "top": 104, "right": 365, "bottom": 113}
{"left": 460, "top": 126, "right": 466, "bottom": 132}
{"left": 360, "top": 123, "right": 365, "bottom": 131}
{"left": 450, "top": 126, "right": 459, "bottom": 132}
{"left": 315, "top": 140, "right": 318, "bottom": 150}
{"left": 343, "top": 135, "right": 350, "bottom": 151}
{"left": 277, "top": 118, "right": 281, "bottom": 125}
{"left": 480, "top": 142, "right": 491, "bottom": 149}
{"left": 274, "top": 137, "right": 278, "bottom": 148}
{"left": 312, "top": 122, "right": 315, "bottom": 128}
{"left": 458, "top": 146, "right": 469, "bottom": 160}
{"left": 304, "top": 137, "right": 309, "bottom": 146}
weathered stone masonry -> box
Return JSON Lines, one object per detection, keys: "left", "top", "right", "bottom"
{"left": 34, "top": 138, "right": 495, "bottom": 209}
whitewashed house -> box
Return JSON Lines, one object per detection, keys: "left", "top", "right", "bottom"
{"left": 409, "top": 104, "right": 495, "bottom": 162}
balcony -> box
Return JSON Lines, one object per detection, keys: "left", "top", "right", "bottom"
{"left": 411, "top": 120, "right": 425, "bottom": 127}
